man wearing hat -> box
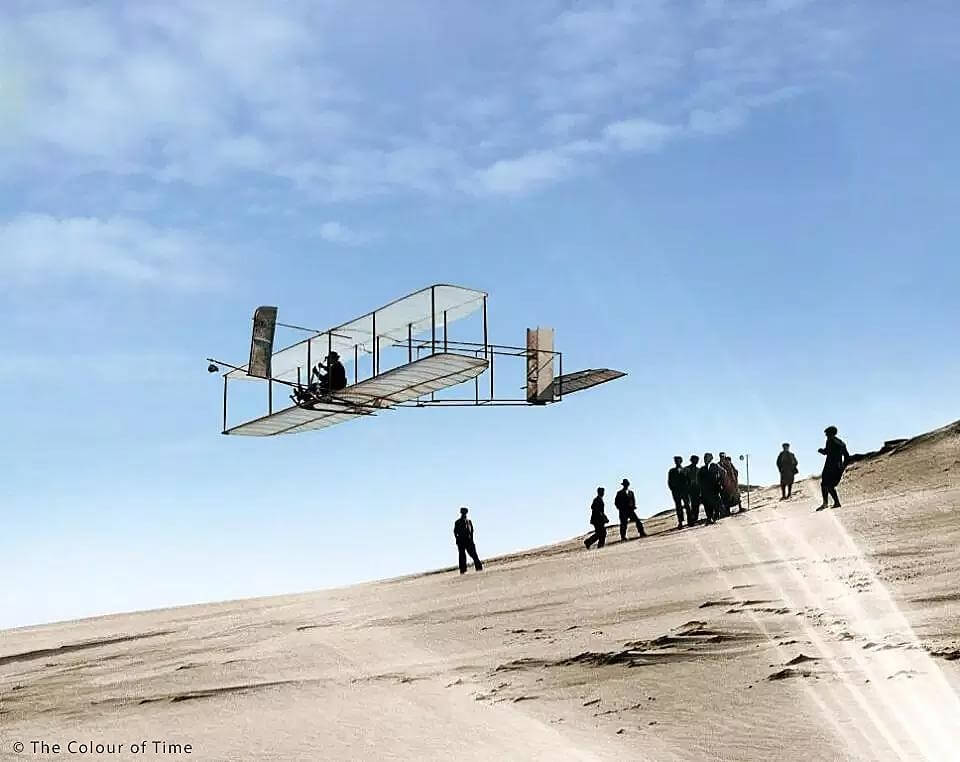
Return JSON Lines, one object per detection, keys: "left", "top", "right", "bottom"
{"left": 453, "top": 507, "right": 483, "bottom": 574}
{"left": 668, "top": 456, "right": 689, "bottom": 529}
{"left": 698, "top": 453, "right": 725, "bottom": 524}
{"left": 615, "top": 478, "right": 646, "bottom": 541}
{"left": 777, "top": 443, "right": 799, "bottom": 500}
{"left": 817, "top": 426, "right": 850, "bottom": 510}
{"left": 684, "top": 455, "right": 702, "bottom": 526}
{"left": 311, "top": 351, "right": 347, "bottom": 395}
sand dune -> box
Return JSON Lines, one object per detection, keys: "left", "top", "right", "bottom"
{"left": 3, "top": 422, "right": 960, "bottom": 760}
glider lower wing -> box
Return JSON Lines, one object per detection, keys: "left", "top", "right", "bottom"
{"left": 224, "top": 353, "right": 488, "bottom": 436}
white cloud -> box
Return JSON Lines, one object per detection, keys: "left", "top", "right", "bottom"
{"left": 604, "top": 118, "right": 681, "bottom": 152}
{"left": 473, "top": 149, "right": 576, "bottom": 196}
{"left": 0, "top": 0, "right": 858, "bottom": 201}
{"left": 0, "top": 214, "right": 220, "bottom": 289}
{"left": 317, "top": 221, "right": 372, "bottom": 246}
{"left": 688, "top": 107, "right": 747, "bottom": 135}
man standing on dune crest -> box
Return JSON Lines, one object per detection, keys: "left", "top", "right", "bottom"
{"left": 817, "top": 426, "right": 850, "bottom": 511}
{"left": 454, "top": 507, "right": 483, "bottom": 574}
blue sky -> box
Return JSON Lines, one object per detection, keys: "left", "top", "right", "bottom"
{"left": 2, "top": 1, "right": 958, "bottom": 629}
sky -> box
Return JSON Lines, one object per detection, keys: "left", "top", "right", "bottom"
{"left": 2, "top": 0, "right": 959, "bottom": 630}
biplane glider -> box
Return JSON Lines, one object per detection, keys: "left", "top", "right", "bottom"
{"left": 207, "top": 284, "right": 625, "bottom": 436}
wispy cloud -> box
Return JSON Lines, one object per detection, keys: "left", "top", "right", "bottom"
{"left": 0, "top": 1, "right": 859, "bottom": 202}
{"left": 472, "top": 149, "right": 576, "bottom": 196}
{"left": 0, "top": 214, "right": 221, "bottom": 289}
{"left": 316, "top": 221, "right": 373, "bottom": 246}
{"left": 687, "top": 107, "right": 747, "bottom": 136}
{"left": 604, "top": 118, "right": 681, "bottom": 152}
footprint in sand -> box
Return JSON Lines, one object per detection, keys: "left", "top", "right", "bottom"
{"left": 767, "top": 668, "right": 812, "bottom": 681}
{"left": 887, "top": 670, "right": 923, "bottom": 680}
{"left": 699, "top": 599, "right": 735, "bottom": 609}
{"left": 785, "top": 654, "right": 820, "bottom": 666}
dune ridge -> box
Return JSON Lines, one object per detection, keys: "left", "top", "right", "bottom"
{"left": 2, "top": 420, "right": 959, "bottom": 760}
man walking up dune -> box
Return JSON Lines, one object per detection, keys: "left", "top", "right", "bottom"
{"left": 668, "top": 456, "right": 689, "bottom": 529}
{"left": 817, "top": 426, "right": 850, "bottom": 511}
{"left": 615, "top": 479, "right": 646, "bottom": 541}
{"left": 777, "top": 443, "right": 799, "bottom": 500}
{"left": 584, "top": 487, "right": 608, "bottom": 549}
{"left": 454, "top": 507, "right": 483, "bottom": 574}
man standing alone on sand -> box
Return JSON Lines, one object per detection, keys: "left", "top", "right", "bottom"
{"left": 684, "top": 455, "right": 701, "bottom": 526}
{"left": 817, "top": 426, "right": 850, "bottom": 511}
{"left": 453, "top": 507, "right": 483, "bottom": 574}
{"left": 698, "top": 453, "right": 725, "bottom": 524}
{"left": 668, "top": 457, "right": 689, "bottom": 529}
{"left": 777, "top": 443, "right": 799, "bottom": 500}
{"left": 584, "top": 487, "right": 608, "bottom": 549}
{"left": 615, "top": 479, "right": 646, "bottom": 541}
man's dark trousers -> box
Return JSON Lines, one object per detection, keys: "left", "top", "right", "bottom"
{"left": 672, "top": 491, "right": 689, "bottom": 525}
{"left": 618, "top": 510, "right": 644, "bottom": 541}
{"left": 703, "top": 495, "right": 721, "bottom": 523}
{"left": 458, "top": 540, "right": 482, "bottom": 573}
{"left": 585, "top": 523, "right": 607, "bottom": 548}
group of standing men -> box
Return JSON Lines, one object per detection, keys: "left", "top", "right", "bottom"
{"left": 460, "top": 427, "right": 853, "bottom": 571}
{"left": 667, "top": 452, "right": 743, "bottom": 529}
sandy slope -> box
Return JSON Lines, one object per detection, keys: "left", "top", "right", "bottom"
{"left": 2, "top": 422, "right": 960, "bottom": 761}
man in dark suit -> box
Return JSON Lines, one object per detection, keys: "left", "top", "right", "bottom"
{"left": 817, "top": 426, "right": 850, "bottom": 511}
{"left": 454, "top": 507, "right": 483, "bottom": 574}
{"left": 684, "top": 455, "right": 702, "bottom": 526}
{"left": 615, "top": 479, "right": 646, "bottom": 541}
{"left": 584, "top": 487, "right": 608, "bottom": 549}
{"left": 698, "top": 453, "right": 725, "bottom": 524}
{"left": 668, "top": 456, "right": 689, "bottom": 529}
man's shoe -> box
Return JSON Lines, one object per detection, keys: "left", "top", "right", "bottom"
{"left": 815, "top": 504, "right": 828, "bottom": 511}
{"left": 831, "top": 503, "right": 841, "bottom": 509}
